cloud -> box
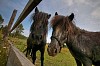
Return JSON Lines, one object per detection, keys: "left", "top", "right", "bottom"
{"left": 63, "top": 0, "right": 90, "bottom": 7}
{"left": 22, "top": 29, "right": 29, "bottom": 37}
{"left": 74, "top": 0, "right": 87, "bottom": 4}
{"left": 91, "top": 7, "right": 100, "bottom": 19}
{"left": 1, "top": 0, "right": 100, "bottom": 42}
{"left": 63, "top": 0, "right": 74, "bottom": 6}
{"left": 47, "top": 37, "right": 51, "bottom": 43}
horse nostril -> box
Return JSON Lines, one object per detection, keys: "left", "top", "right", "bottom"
{"left": 48, "top": 45, "right": 50, "bottom": 47}
{"left": 55, "top": 49, "right": 57, "bottom": 53}
{"left": 39, "top": 35, "right": 42, "bottom": 39}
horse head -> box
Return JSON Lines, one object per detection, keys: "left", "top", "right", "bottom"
{"left": 47, "top": 12, "right": 74, "bottom": 56}
{"left": 30, "top": 7, "right": 51, "bottom": 45}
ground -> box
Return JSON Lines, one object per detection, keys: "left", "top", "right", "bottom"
{"left": 0, "top": 31, "right": 95, "bottom": 66}
{"left": 0, "top": 30, "right": 76, "bottom": 66}
{"left": 10, "top": 37, "right": 76, "bottom": 66}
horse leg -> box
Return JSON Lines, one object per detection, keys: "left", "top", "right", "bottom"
{"left": 40, "top": 47, "right": 45, "bottom": 66}
{"left": 26, "top": 47, "right": 28, "bottom": 57}
{"left": 75, "top": 59, "right": 82, "bottom": 66}
{"left": 32, "top": 49, "right": 37, "bottom": 65}
{"left": 59, "top": 47, "right": 62, "bottom": 53}
{"left": 29, "top": 48, "right": 32, "bottom": 56}
{"left": 30, "top": 50, "right": 32, "bottom": 57}
{"left": 26, "top": 48, "right": 31, "bottom": 57}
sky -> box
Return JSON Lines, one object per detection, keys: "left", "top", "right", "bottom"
{"left": 0, "top": 0, "right": 100, "bottom": 43}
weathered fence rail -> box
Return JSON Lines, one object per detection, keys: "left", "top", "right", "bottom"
{"left": 10, "top": 0, "right": 42, "bottom": 32}
{"left": 6, "top": 41, "right": 34, "bottom": 66}
{"left": 5, "top": 0, "right": 42, "bottom": 66}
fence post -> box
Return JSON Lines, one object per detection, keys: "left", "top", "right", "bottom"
{"left": 3, "top": 9, "right": 17, "bottom": 41}
{"left": 6, "top": 41, "right": 35, "bottom": 66}
{"left": 3, "top": 10, "right": 17, "bottom": 60}
{"left": 8, "top": 9, "right": 17, "bottom": 32}
{"left": 10, "top": 0, "right": 42, "bottom": 32}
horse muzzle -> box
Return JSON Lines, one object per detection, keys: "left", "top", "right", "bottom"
{"left": 47, "top": 45, "right": 58, "bottom": 57}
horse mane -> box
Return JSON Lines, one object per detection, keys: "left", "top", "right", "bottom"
{"left": 51, "top": 15, "right": 65, "bottom": 29}
{"left": 30, "top": 11, "right": 49, "bottom": 35}
{"left": 51, "top": 15, "right": 87, "bottom": 35}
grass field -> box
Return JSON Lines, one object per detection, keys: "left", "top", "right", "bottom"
{"left": 0, "top": 44, "right": 7, "bottom": 66}
{"left": 0, "top": 31, "right": 7, "bottom": 66}
{"left": 10, "top": 37, "right": 76, "bottom": 66}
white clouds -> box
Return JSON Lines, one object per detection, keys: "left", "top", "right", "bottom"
{"left": 91, "top": 7, "right": 100, "bottom": 19}
{"left": 22, "top": 29, "right": 29, "bottom": 37}
{"left": 2, "top": 21, "right": 7, "bottom": 26}
{"left": 47, "top": 37, "right": 51, "bottom": 43}
{"left": 74, "top": 0, "right": 87, "bottom": 4}
{"left": 63, "top": 0, "right": 90, "bottom": 6}
{"left": 8, "top": 0, "right": 27, "bottom": 11}
{"left": 1, "top": 0, "right": 100, "bottom": 41}
{"left": 63, "top": 0, "right": 73, "bottom": 6}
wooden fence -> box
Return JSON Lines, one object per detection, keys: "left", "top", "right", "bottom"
{"left": 6, "top": 41, "right": 34, "bottom": 66}
{"left": 6, "top": 0, "right": 42, "bottom": 66}
{"left": 10, "top": 0, "right": 42, "bottom": 32}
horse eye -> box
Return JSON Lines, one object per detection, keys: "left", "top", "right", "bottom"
{"left": 39, "top": 26, "right": 41, "bottom": 28}
{"left": 39, "top": 35, "right": 42, "bottom": 39}
{"left": 40, "top": 26, "right": 43, "bottom": 29}
{"left": 48, "top": 45, "right": 50, "bottom": 47}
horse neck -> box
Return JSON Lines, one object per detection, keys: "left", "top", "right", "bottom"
{"left": 66, "top": 22, "right": 81, "bottom": 43}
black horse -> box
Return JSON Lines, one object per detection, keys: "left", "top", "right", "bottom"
{"left": 47, "top": 12, "right": 100, "bottom": 66}
{"left": 26, "top": 7, "right": 51, "bottom": 66}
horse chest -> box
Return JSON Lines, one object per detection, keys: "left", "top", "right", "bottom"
{"left": 67, "top": 41, "right": 92, "bottom": 60}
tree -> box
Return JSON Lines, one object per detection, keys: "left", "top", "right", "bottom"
{"left": 0, "top": 14, "right": 4, "bottom": 29}
{"left": 13, "top": 23, "right": 24, "bottom": 37}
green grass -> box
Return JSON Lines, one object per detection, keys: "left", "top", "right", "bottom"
{"left": 0, "top": 45, "right": 7, "bottom": 66}
{"left": 0, "top": 31, "right": 7, "bottom": 66}
{"left": 11, "top": 37, "right": 76, "bottom": 66}
{"left": 9, "top": 37, "right": 27, "bottom": 52}
{"left": 45, "top": 48, "right": 76, "bottom": 66}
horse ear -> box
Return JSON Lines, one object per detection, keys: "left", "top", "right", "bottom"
{"left": 55, "top": 12, "right": 58, "bottom": 15}
{"left": 35, "top": 7, "right": 39, "bottom": 13}
{"left": 68, "top": 13, "right": 74, "bottom": 21}
{"left": 48, "top": 14, "right": 51, "bottom": 19}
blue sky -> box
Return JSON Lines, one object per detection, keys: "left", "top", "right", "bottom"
{"left": 0, "top": 0, "right": 100, "bottom": 43}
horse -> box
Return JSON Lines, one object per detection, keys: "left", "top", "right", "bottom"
{"left": 26, "top": 7, "right": 51, "bottom": 66}
{"left": 47, "top": 12, "right": 100, "bottom": 66}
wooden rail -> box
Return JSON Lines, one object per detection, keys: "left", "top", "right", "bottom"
{"left": 6, "top": 0, "right": 42, "bottom": 66}
{"left": 6, "top": 41, "right": 34, "bottom": 66}
{"left": 10, "top": 0, "right": 42, "bottom": 32}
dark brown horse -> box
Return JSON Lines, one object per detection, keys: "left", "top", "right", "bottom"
{"left": 47, "top": 12, "right": 100, "bottom": 66}
{"left": 26, "top": 7, "right": 51, "bottom": 66}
